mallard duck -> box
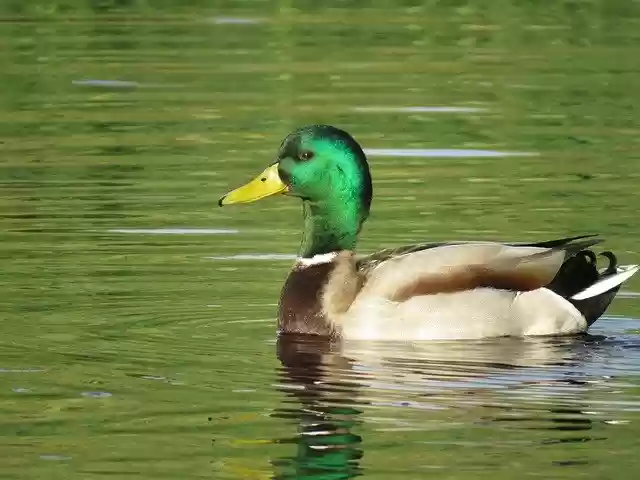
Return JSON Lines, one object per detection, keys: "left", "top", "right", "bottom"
{"left": 219, "top": 125, "right": 638, "bottom": 340}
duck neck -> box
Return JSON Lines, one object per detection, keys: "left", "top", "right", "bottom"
{"left": 298, "top": 199, "right": 363, "bottom": 258}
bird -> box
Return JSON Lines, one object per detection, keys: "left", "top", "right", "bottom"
{"left": 218, "top": 125, "right": 638, "bottom": 340}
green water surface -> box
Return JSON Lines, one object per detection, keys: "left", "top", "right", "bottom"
{"left": 1, "top": 1, "right": 640, "bottom": 479}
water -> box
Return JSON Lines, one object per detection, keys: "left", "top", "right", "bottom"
{"left": 1, "top": 1, "right": 640, "bottom": 478}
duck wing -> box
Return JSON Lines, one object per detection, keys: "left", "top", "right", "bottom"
{"left": 356, "top": 234, "right": 600, "bottom": 276}
{"left": 356, "top": 236, "right": 601, "bottom": 301}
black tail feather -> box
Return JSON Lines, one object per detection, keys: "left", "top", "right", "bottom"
{"left": 572, "top": 288, "right": 620, "bottom": 327}
{"left": 527, "top": 234, "right": 601, "bottom": 250}
{"left": 600, "top": 251, "right": 617, "bottom": 274}
{"left": 547, "top": 250, "right": 621, "bottom": 327}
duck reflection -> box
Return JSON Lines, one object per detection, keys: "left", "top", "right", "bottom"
{"left": 272, "top": 334, "right": 364, "bottom": 479}
{"left": 271, "top": 334, "right": 616, "bottom": 478}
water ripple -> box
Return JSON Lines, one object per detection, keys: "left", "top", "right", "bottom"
{"left": 353, "top": 106, "right": 488, "bottom": 113}
{"left": 365, "top": 148, "right": 538, "bottom": 158}
{"left": 108, "top": 228, "right": 239, "bottom": 235}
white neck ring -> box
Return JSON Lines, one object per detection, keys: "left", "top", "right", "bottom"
{"left": 296, "top": 252, "right": 339, "bottom": 267}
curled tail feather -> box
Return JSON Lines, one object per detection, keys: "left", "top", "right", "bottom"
{"left": 548, "top": 250, "right": 639, "bottom": 326}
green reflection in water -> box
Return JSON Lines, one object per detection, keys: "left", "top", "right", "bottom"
{"left": 274, "top": 336, "right": 363, "bottom": 479}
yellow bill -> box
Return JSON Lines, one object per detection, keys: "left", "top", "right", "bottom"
{"left": 218, "top": 163, "right": 288, "bottom": 206}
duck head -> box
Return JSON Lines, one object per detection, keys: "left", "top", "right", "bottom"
{"left": 219, "top": 125, "right": 373, "bottom": 257}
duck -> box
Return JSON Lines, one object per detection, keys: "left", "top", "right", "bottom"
{"left": 218, "top": 125, "right": 639, "bottom": 340}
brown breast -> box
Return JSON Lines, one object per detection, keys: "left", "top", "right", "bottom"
{"left": 278, "top": 263, "right": 334, "bottom": 336}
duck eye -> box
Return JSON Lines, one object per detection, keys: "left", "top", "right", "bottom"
{"left": 299, "top": 150, "right": 314, "bottom": 161}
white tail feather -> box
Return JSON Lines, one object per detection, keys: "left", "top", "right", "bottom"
{"left": 571, "top": 265, "right": 639, "bottom": 301}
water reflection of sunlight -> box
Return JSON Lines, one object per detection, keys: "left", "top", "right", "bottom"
{"left": 352, "top": 106, "right": 487, "bottom": 113}
{"left": 365, "top": 148, "right": 538, "bottom": 158}
{"left": 108, "top": 228, "right": 238, "bottom": 234}
{"left": 206, "top": 17, "right": 264, "bottom": 25}
{"left": 206, "top": 254, "right": 296, "bottom": 261}
{"left": 618, "top": 291, "right": 640, "bottom": 298}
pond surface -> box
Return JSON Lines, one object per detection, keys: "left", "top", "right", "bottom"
{"left": 1, "top": 1, "right": 640, "bottom": 479}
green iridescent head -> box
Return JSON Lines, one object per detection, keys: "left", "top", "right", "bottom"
{"left": 219, "top": 125, "right": 373, "bottom": 257}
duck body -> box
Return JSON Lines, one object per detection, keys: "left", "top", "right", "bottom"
{"left": 340, "top": 287, "right": 583, "bottom": 340}
{"left": 219, "top": 125, "right": 638, "bottom": 341}
{"left": 277, "top": 237, "right": 635, "bottom": 340}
